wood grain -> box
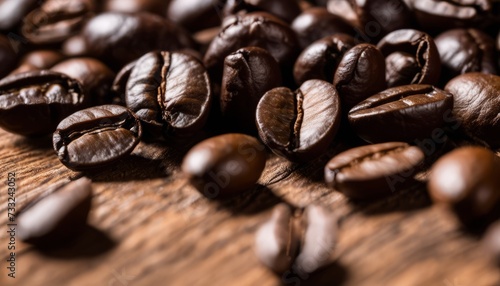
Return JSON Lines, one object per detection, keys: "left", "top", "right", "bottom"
{"left": 0, "top": 128, "right": 499, "bottom": 286}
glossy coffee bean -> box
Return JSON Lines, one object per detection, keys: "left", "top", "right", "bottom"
{"left": 167, "top": 0, "right": 223, "bottom": 32}
{"left": 256, "top": 80, "right": 341, "bottom": 162}
{"left": 126, "top": 51, "right": 211, "bottom": 138}
{"left": 10, "top": 50, "right": 64, "bottom": 75}
{"left": 0, "top": 71, "right": 88, "bottom": 136}
{"left": 377, "top": 29, "right": 441, "bottom": 87}
{"left": 291, "top": 7, "right": 357, "bottom": 49}
{"left": 111, "top": 60, "right": 138, "bottom": 105}
{"left": 53, "top": 105, "right": 142, "bottom": 170}
{"left": 435, "top": 29, "right": 497, "bottom": 82}
{"left": 0, "top": 0, "right": 38, "bottom": 30}
{"left": 17, "top": 177, "right": 92, "bottom": 246}
{"left": 333, "top": 43, "right": 386, "bottom": 111}
{"left": 182, "top": 133, "right": 267, "bottom": 199}
{"left": 221, "top": 47, "right": 282, "bottom": 133}
{"left": 483, "top": 221, "right": 500, "bottom": 266}
{"left": 325, "top": 142, "right": 425, "bottom": 199}
{"left": 428, "top": 146, "right": 500, "bottom": 223}
{"left": 255, "top": 203, "right": 337, "bottom": 274}
{"left": 349, "top": 84, "right": 453, "bottom": 143}
{"left": 0, "top": 34, "right": 17, "bottom": 79}
{"left": 224, "top": 0, "right": 301, "bottom": 23}
{"left": 293, "top": 33, "right": 358, "bottom": 85}
{"left": 103, "top": 0, "right": 169, "bottom": 16}
{"left": 51, "top": 58, "right": 116, "bottom": 105}
{"left": 22, "top": 0, "right": 96, "bottom": 44}
{"left": 445, "top": 73, "right": 500, "bottom": 148}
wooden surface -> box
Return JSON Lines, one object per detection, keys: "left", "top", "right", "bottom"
{"left": 0, "top": 128, "right": 499, "bottom": 286}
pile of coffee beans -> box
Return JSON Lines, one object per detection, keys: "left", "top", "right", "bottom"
{"left": 0, "top": 0, "right": 499, "bottom": 276}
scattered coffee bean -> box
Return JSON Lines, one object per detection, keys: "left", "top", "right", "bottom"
{"left": 17, "top": 177, "right": 92, "bottom": 246}
{"left": 256, "top": 79, "right": 341, "bottom": 162}
{"left": 182, "top": 133, "right": 267, "bottom": 199}
{"left": 325, "top": 142, "right": 425, "bottom": 199}
{"left": 167, "top": 0, "right": 223, "bottom": 32}
{"left": 10, "top": 50, "right": 65, "bottom": 75}
{"left": 53, "top": 105, "right": 142, "bottom": 170}
{"left": 224, "top": 0, "right": 301, "bottom": 23}
{"left": 104, "top": 0, "right": 169, "bottom": 16}
{"left": 0, "top": 0, "right": 38, "bottom": 30}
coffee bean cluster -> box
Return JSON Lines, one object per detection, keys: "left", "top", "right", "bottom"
{"left": 0, "top": 0, "right": 499, "bottom": 276}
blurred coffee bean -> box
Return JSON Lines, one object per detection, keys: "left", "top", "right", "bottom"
{"left": 111, "top": 60, "right": 138, "bottom": 105}
{"left": 103, "top": 0, "right": 169, "bottom": 16}
{"left": 377, "top": 29, "right": 441, "bottom": 87}
{"left": 17, "top": 177, "right": 92, "bottom": 246}
{"left": 327, "top": 0, "right": 360, "bottom": 29}
{"left": 333, "top": 43, "right": 386, "bottom": 111}
{"left": 435, "top": 29, "right": 497, "bottom": 82}
{"left": 293, "top": 33, "right": 358, "bottom": 85}
{"left": 182, "top": 133, "right": 267, "bottom": 199}
{"left": 256, "top": 80, "right": 341, "bottom": 162}
{"left": 10, "top": 50, "right": 64, "bottom": 75}
{"left": 445, "top": 73, "right": 500, "bottom": 148}
{"left": 53, "top": 105, "right": 142, "bottom": 170}
{"left": 325, "top": 142, "right": 425, "bottom": 199}
{"left": 0, "top": 34, "right": 17, "bottom": 79}
{"left": 221, "top": 47, "right": 282, "bottom": 133}
{"left": 0, "top": 0, "right": 38, "bottom": 31}
{"left": 483, "top": 220, "right": 500, "bottom": 266}
{"left": 224, "top": 0, "right": 301, "bottom": 23}
{"left": 126, "top": 51, "right": 211, "bottom": 138}
{"left": 428, "top": 146, "right": 500, "bottom": 224}
{"left": 167, "top": 0, "right": 224, "bottom": 32}
{"left": 0, "top": 71, "right": 88, "bottom": 136}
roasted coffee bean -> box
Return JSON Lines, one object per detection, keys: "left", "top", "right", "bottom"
{"left": 325, "top": 142, "right": 425, "bottom": 199}
{"left": 0, "top": 0, "right": 38, "bottom": 30}
{"left": 167, "top": 0, "right": 223, "bottom": 32}
{"left": 333, "top": 43, "right": 386, "bottom": 111}
{"left": 293, "top": 33, "right": 358, "bottom": 85}
{"left": 10, "top": 50, "right": 64, "bottom": 75}
{"left": 483, "top": 220, "right": 500, "bottom": 266}
{"left": 255, "top": 203, "right": 337, "bottom": 274}
{"left": 111, "top": 60, "right": 138, "bottom": 105}
{"left": 428, "top": 146, "right": 500, "bottom": 223}
{"left": 221, "top": 47, "right": 282, "bottom": 133}
{"left": 435, "top": 29, "right": 497, "bottom": 82}
{"left": 182, "top": 133, "right": 267, "bottom": 199}
{"left": 17, "top": 177, "right": 92, "bottom": 246}
{"left": 445, "top": 73, "right": 500, "bottom": 148}
{"left": 53, "top": 105, "right": 142, "bottom": 170}
{"left": 51, "top": 58, "right": 116, "bottom": 105}
{"left": 256, "top": 79, "right": 341, "bottom": 162}
{"left": 349, "top": 84, "right": 453, "bottom": 143}
{"left": 74, "top": 12, "right": 194, "bottom": 69}
{"left": 103, "top": 0, "right": 169, "bottom": 16}
{"left": 126, "top": 51, "right": 211, "bottom": 138}
{"left": 377, "top": 29, "right": 441, "bottom": 87}
{"left": 0, "top": 34, "right": 17, "bottom": 79}
{"left": 204, "top": 12, "right": 299, "bottom": 82}
{"left": 327, "top": 0, "right": 360, "bottom": 29}
{"left": 0, "top": 71, "right": 88, "bottom": 136}
{"left": 224, "top": 0, "right": 301, "bottom": 23}
{"left": 291, "top": 7, "right": 357, "bottom": 49}
{"left": 22, "top": 0, "right": 96, "bottom": 44}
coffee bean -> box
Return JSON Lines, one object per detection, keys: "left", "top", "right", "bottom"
{"left": 111, "top": 59, "right": 138, "bottom": 105}
{"left": 256, "top": 79, "right": 341, "bottom": 162}
{"left": 10, "top": 50, "right": 64, "bottom": 75}
{"left": 104, "top": 0, "right": 169, "bottom": 16}
{"left": 428, "top": 146, "right": 500, "bottom": 223}
{"left": 17, "top": 177, "right": 92, "bottom": 246}
{"left": 325, "top": 142, "right": 425, "bottom": 199}
{"left": 445, "top": 73, "right": 500, "bottom": 148}
{"left": 224, "top": 0, "right": 301, "bottom": 23}
{"left": 181, "top": 133, "right": 267, "bottom": 199}
{"left": 221, "top": 47, "right": 282, "bottom": 133}
{"left": 0, "top": 71, "right": 88, "bottom": 136}
{"left": 0, "top": 34, "right": 17, "bottom": 79}
{"left": 293, "top": 33, "right": 358, "bottom": 86}
{"left": 333, "top": 43, "right": 386, "bottom": 111}
{"left": 22, "top": 0, "right": 96, "bottom": 44}
{"left": 53, "top": 105, "right": 142, "bottom": 170}
{"left": 348, "top": 84, "right": 453, "bottom": 143}
{"left": 168, "top": 0, "right": 223, "bottom": 32}
{"left": 125, "top": 51, "right": 212, "bottom": 138}
{"left": 0, "top": 0, "right": 38, "bottom": 30}
{"left": 483, "top": 220, "right": 500, "bottom": 266}
{"left": 255, "top": 203, "right": 337, "bottom": 274}
{"left": 377, "top": 29, "right": 441, "bottom": 87}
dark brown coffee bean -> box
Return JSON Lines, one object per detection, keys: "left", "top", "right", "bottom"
{"left": 167, "top": 0, "right": 223, "bottom": 32}
{"left": 255, "top": 203, "right": 337, "bottom": 274}
{"left": 325, "top": 142, "right": 425, "bottom": 199}
{"left": 0, "top": 0, "right": 38, "bottom": 30}
{"left": 224, "top": 0, "right": 301, "bottom": 23}
{"left": 0, "top": 34, "right": 17, "bottom": 79}
{"left": 111, "top": 59, "right": 138, "bottom": 105}
{"left": 51, "top": 58, "right": 116, "bottom": 105}
{"left": 293, "top": 33, "right": 358, "bottom": 86}
{"left": 182, "top": 133, "right": 267, "bottom": 199}
{"left": 256, "top": 80, "right": 341, "bottom": 162}
{"left": 10, "top": 50, "right": 64, "bottom": 75}
{"left": 428, "top": 146, "right": 500, "bottom": 223}
{"left": 104, "top": 0, "right": 169, "bottom": 16}
{"left": 333, "top": 43, "right": 387, "bottom": 111}
{"left": 221, "top": 47, "right": 282, "bottom": 133}
{"left": 0, "top": 71, "right": 88, "bottom": 136}
{"left": 53, "top": 105, "right": 142, "bottom": 170}
{"left": 445, "top": 73, "right": 500, "bottom": 148}
{"left": 17, "top": 177, "right": 92, "bottom": 246}
{"left": 377, "top": 29, "right": 441, "bottom": 87}
{"left": 483, "top": 220, "right": 500, "bottom": 266}
{"left": 125, "top": 51, "right": 212, "bottom": 138}
{"left": 22, "top": 0, "right": 96, "bottom": 44}
{"left": 349, "top": 84, "right": 453, "bottom": 143}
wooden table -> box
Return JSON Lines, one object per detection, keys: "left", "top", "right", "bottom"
{"left": 1, "top": 128, "right": 499, "bottom": 286}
